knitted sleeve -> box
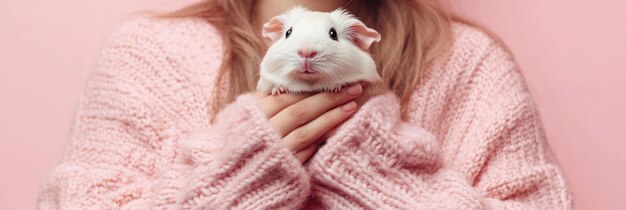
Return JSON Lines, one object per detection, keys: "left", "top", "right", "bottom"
{"left": 38, "top": 20, "right": 309, "bottom": 210}
{"left": 305, "top": 43, "right": 573, "bottom": 209}
{"left": 151, "top": 94, "right": 311, "bottom": 209}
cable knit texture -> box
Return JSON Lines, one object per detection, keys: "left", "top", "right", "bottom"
{"left": 38, "top": 17, "right": 573, "bottom": 210}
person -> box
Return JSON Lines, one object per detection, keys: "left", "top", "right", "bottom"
{"left": 38, "top": 0, "right": 573, "bottom": 209}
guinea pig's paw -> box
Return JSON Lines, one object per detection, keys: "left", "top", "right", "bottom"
{"left": 271, "top": 85, "right": 287, "bottom": 95}
{"left": 330, "top": 86, "right": 342, "bottom": 93}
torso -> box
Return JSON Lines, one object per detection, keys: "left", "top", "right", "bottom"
{"left": 114, "top": 16, "right": 511, "bottom": 174}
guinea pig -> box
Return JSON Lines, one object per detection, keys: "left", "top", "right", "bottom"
{"left": 257, "top": 6, "right": 382, "bottom": 95}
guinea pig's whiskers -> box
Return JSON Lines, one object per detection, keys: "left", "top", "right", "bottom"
{"left": 270, "top": 60, "right": 292, "bottom": 75}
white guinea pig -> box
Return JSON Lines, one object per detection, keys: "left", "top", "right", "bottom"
{"left": 257, "top": 6, "right": 382, "bottom": 95}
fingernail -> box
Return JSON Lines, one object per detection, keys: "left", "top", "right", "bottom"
{"left": 347, "top": 84, "right": 362, "bottom": 96}
{"left": 341, "top": 101, "right": 357, "bottom": 112}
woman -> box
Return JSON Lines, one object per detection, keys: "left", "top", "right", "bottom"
{"left": 38, "top": 0, "right": 573, "bottom": 209}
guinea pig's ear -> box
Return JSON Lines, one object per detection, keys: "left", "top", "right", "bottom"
{"left": 262, "top": 15, "right": 287, "bottom": 42}
{"left": 347, "top": 20, "right": 381, "bottom": 50}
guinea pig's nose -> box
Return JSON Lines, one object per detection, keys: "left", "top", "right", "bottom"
{"left": 298, "top": 49, "right": 318, "bottom": 58}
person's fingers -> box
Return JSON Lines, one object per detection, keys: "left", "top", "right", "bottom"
{"left": 257, "top": 92, "right": 314, "bottom": 118}
{"left": 254, "top": 91, "right": 270, "bottom": 99}
{"left": 270, "top": 84, "right": 362, "bottom": 136}
{"left": 292, "top": 143, "right": 320, "bottom": 163}
{"left": 282, "top": 101, "right": 357, "bottom": 152}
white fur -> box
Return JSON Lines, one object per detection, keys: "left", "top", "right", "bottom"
{"left": 257, "top": 7, "right": 382, "bottom": 94}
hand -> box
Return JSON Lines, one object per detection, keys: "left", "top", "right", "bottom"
{"left": 255, "top": 84, "right": 363, "bottom": 163}
{"left": 355, "top": 81, "right": 388, "bottom": 107}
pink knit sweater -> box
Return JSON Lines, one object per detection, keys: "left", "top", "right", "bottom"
{"left": 38, "top": 17, "right": 573, "bottom": 209}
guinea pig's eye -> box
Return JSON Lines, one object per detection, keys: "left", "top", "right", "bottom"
{"left": 285, "top": 27, "right": 292, "bottom": 39}
{"left": 329, "top": 27, "right": 338, "bottom": 41}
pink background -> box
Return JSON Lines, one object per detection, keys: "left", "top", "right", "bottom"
{"left": 0, "top": 0, "right": 624, "bottom": 209}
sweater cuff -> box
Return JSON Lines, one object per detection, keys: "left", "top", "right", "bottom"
{"left": 303, "top": 93, "right": 441, "bottom": 208}
{"left": 312, "top": 93, "right": 439, "bottom": 169}
{"left": 155, "top": 93, "right": 310, "bottom": 209}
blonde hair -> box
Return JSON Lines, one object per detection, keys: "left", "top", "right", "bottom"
{"left": 161, "top": 0, "right": 466, "bottom": 119}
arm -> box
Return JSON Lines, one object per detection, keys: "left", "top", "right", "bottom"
{"left": 152, "top": 94, "right": 311, "bottom": 209}
{"left": 306, "top": 43, "right": 572, "bottom": 209}
{"left": 38, "top": 20, "right": 309, "bottom": 210}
